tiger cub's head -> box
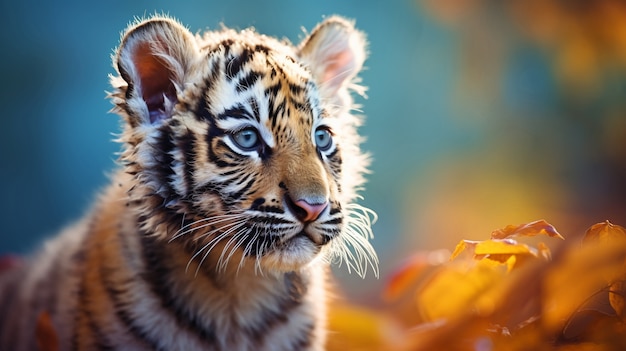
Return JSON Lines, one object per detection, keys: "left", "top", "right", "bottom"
{"left": 110, "top": 15, "right": 377, "bottom": 277}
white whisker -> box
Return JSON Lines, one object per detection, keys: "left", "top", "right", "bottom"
{"left": 185, "top": 219, "right": 248, "bottom": 276}
{"left": 169, "top": 212, "right": 246, "bottom": 242}
{"left": 220, "top": 230, "right": 250, "bottom": 273}
{"left": 329, "top": 203, "right": 379, "bottom": 278}
{"left": 216, "top": 228, "right": 247, "bottom": 272}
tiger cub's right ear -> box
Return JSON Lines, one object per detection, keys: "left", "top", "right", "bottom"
{"left": 113, "top": 17, "right": 200, "bottom": 125}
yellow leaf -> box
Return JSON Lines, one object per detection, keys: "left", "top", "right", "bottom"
{"left": 451, "top": 239, "right": 540, "bottom": 269}
{"left": 327, "top": 304, "right": 409, "bottom": 351}
{"left": 450, "top": 240, "right": 476, "bottom": 261}
{"left": 490, "top": 219, "right": 564, "bottom": 240}
{"left": 474, "top": 239, "right": 535, "bottom": 256}
{"left": 417, "top": 260, "right": 506, "bottom": 321}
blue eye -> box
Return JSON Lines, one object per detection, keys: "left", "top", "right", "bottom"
{"left": 231, "top": 128, "right": 260, "bottom": 150}
{"left": 314, "top": 128, "right": 333, "bottom": 151}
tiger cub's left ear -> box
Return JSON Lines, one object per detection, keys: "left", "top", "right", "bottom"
{"left": 114, "top": 17, "right": 200, "bottom": 125}
{"left": 298, "top": 16, "right": 367, "bottom": 100}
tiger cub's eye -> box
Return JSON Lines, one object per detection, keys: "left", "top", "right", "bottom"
{"left": 232, "top": 128, "right": 260, "bottom": 150}
{"left": 314, "top": 128, "right": 333, "bottom": 151}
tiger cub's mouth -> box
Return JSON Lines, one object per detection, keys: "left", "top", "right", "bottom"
{"left": 271, "top": 227, "right": 336, "bottom": 259}
{"left": 293, "top": 229, "right": 333, "bottom": 247}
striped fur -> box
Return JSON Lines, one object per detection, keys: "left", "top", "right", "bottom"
{"left": 0, "top": 15, "right": 376, "bottom": 351}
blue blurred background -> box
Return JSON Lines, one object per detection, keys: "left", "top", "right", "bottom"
{"left": 1, "top": 0, "right": 625, "bottom": 300}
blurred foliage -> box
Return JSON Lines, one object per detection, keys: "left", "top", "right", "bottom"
{"left": 400, "top": 0, "right": 626, "bottom": 257}
{"left": 328, "top": 220, "right": 626, "bottom": 350}
{"left": 422, "top": 0, "right": 626, "bottom": 97}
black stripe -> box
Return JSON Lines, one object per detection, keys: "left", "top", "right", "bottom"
{"left": 218, "top": 104, "right": 252, "bottom": 120}
{"left": 250, "top": 204, "right": 286, "bottom": 215}
{"left": 101, "top": 272, "right": 163, "bottom": 351}
{"left": 219, "top": 39, "right": 234, "bottom": 56}
{"left": 177, "top": 129, "right": 196, "bottom": 196}
{"left": 264, "top": 82, "right": 281, "bottom": 99}
{"left": 194, "top": 181, "right": 224, "bottom": 198}
{"left": 236, "top": 70, "right": 261, "bottom": 92}
{"left": 249, "top": 197, "right": 266, "bottom": 209}
{"left": 272, "top": 100, "right": 286, "bottom": 127}
{"left": 227, "top": 175, "right": 255, "bottom": 202}
{"left": 268, "top": 100, "right": 281, "bottom": 130}
{"left": 93, "top": 230, "right": 166, "bottom": 350}
{"left": 253, "top": 44, "right": 271, "bottom": 55}
{"left": 219, "top": 169, "right": 241, "bottom": 177}
{"left": 292, "top": 100, "right": 308, "bottom": 112}
{"left": 84, "top": 306, "right": 115, "bottom": 351}
{"left": 329, "top": 206, "right": 341, "bottom": 215}
{"left": 248, "top": 215, "right": 291, "bottom": 225}
{"left": 140, "top": 233, "right": 218, "bottom": 345}
{"left": 288, "top": 323, "right": 314, "bottom": 351}
{"left": 207, "top": 138, "right": 237, "bottom": 168}
{"left": 194, "top": 57, "right": 221, "bottom": 121}
{"left": 322, "top": 217, "right": 342, "bottom": 225}
{"left": 244, "top": 272, "right": 307, "bottom": 344}
{"left": 226, "top": 48, "right": 253, "bottom": 80}
{"left": 151, "top": 124, "right": 177, "bottom": 198}
{"left": 326, "top": 147, "right": 340, "bottom": 160}
{"left": 248, "top": 97, "right": 261, "bottom": 122}
{"left": 288, "top": 82, "right": 304, "bottom": 95}
{"left": 71, "top": 216, "right": 110, "bottom": 351}
{"left": 74, "top": 270, "right": 115, "bottom": 350}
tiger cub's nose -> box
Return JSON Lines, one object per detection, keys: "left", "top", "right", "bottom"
{"left": 286, "top": 196, "right": 329, "bottom": 223}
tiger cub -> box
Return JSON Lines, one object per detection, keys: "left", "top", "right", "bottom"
{"left": 0, "top": 15, "right": 376, "bottom": 351}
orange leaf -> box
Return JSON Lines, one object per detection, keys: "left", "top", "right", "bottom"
{"left": 582, "top": 221, "right": 626, "bottom": 284}
{"left": 543, "top": 237, "right": 626, "bottom": 333}
{"left": 583, "top": 220, "right": 626, "bottom": 244}
{"left": 609, "top": 280, "right": 626, "bottom": 320}
{"left": 490, "top": 219, "right": 564, "bottom": 240}
{"left": 383, "top": 250, "right": 448, "bottom": 302}
{"left": 36, "top": 311, "right": 59, "bottom": 351}
{"left": 537, "top": 242, "right": 552, "bottom": 261}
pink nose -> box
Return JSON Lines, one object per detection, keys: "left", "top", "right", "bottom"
{"left": 293, "top": 199, "right": 328, "bottom": 223}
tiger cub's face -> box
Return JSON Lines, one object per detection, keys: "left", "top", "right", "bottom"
{"left": 110, "top": 16, "right": 376, "bottom": 276}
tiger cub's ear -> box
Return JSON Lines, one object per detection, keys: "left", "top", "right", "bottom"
{"left": 114, "top": 17, "right": 200, "bottom": 125}
{"left": 298, "top": 16, "right": 367, "bottom": 101}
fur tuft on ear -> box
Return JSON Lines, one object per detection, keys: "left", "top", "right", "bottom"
{"left": 114, "top": 16, "right": 199, "bottom": 125}
{"left": 298, "top": 16, "right": 367, "bottom": 103}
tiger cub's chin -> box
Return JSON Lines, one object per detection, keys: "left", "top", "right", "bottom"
{"left": 261, "top": 235, "right": 328, "bottom": 272}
